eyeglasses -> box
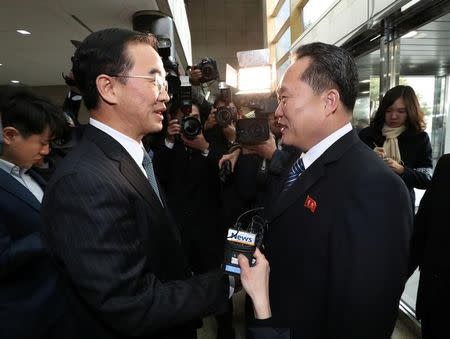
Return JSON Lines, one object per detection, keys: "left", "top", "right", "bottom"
{"left": 109, "top": 74, "right": 169, "bottom": 96}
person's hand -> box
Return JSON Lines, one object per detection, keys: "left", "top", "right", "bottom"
{"left": 222, "top": 122, "right": 236, "bottom": 143}
{"left": 166, "top": 119, "right": 181, "bottom": 143}
{"left": 188, "top": 67, "right": 202, "bottom": 86}
{"left": 383, "top": 157, "right": 405, "bottom": 175}
{"left": 238, "top": 248, "right": 271, "bottom": 319}
{"left": 181, "top": 133, "right": 209, "bottom": 152}
{"left": 204, "top": 111, "right": 217, "bottom": 130}
{"left": 219, "top": 148, "right": 241, "bottom": 172}
{"left": 242, "top": 134, "right": 277, "bottom": 160}
{"left": 373, "top": 146, "right": 386, "bottom": 159}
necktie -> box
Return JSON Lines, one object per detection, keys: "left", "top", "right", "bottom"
{"left": 282, "top": 157, "right": 305, "bottom": 192}
{"left": 142, "top": 150, "right": 163, "bottom": 205}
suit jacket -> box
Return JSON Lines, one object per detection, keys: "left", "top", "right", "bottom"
{"left": 410, "top": 153, "right": 450, "bottom": 320}
{"left": 0, "top": 168, "right": 67, "bottom": 339}
{"left": 41, "top": 125, "right": 228, "bottom": 339}
{"left": 261, "top": 130, "right": 412, "bottom": 339}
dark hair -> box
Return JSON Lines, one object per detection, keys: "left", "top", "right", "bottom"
{"left": 294, "top": 42, "right": 359, "bottom": 111}
{"left": 370, "top": 85, "right": 425, "bottom": 132}
{"left": 0, "top": 86, "right": 67, "bottom": 139}
{"left": 72, "top": 28, "right": 157, "bottom": 110}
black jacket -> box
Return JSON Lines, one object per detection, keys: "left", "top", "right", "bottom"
{"left": 358, "top": 127, "right": 432, "bottom": 208}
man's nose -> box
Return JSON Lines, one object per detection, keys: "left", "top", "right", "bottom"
{"left": 274, "top": 103, "right": 283, "bottom": 118}
{"left": 41, "top": 144, "right": 50, "bottom": 155}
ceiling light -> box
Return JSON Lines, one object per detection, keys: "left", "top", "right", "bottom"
{"left": 16, "top": 29, "right": 31, "bottom": 35}
{"left": 0, "top": 63, "right": 2, "bottom": 66}
{"left": 360, "top": 79, "right": 370, "bottom": 84}
{"left": 402, "top": 30, "right": 418, "bottom": 38}
{"left": 360, "top": 91, "right": 370, "bottom": 94}
{"left": 370, "top": 34, "right": 381, "bottom": 42}
{"left": 401, "top": 0, "right": 421, "bottom": 12}
{"left": 11, "top": 80, "right": 20, "bottom": 83}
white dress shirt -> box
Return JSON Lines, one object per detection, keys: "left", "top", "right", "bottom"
{"left": 301, "top": 123, "right": 353, "bottom": 169}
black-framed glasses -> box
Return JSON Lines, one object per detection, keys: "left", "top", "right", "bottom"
{"left": 109, "top": 73, "right": 169, "bottom": 96}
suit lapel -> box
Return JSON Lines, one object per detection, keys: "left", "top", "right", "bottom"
{"left": 267, "top": 130, "right": 359, "bottom": 221}
{"left": 0, "top": 169, "right": 41, "bottom": 211}
{"left": 83, "top": 125, "right": 166, "bottom": 219}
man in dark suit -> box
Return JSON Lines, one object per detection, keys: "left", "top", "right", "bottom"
{"left": 40, "top": 28, "right": 229, "bottom": 339}
{"left": 0, "top": 87, "right": 69, "bottom": 339}
{"left": 410, "top": 153, "right": 450, "bottom": 339}
{"left": 248, "top": 42, "right": 413, "bottom": 338}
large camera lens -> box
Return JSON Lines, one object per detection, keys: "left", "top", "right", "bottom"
{"left": 181, "top": 116, "right": 202, "bottom": 139}
{"left": 215, "top": 106, "right": 236, "bottom": 127}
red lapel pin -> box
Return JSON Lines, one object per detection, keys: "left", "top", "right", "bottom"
{"left": 304, "top": 195, "right": 317, "bottom": 213}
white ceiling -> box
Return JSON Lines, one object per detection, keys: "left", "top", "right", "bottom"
{"left": 0, "top": 0, "right": 161, "bottom": 86}
{"left": 0, "top": 0, "right": 264, "bottom": 87}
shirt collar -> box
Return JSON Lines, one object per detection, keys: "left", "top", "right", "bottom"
{"left": 90, "top": 118, "right": 145, "bottom": 166}
{"left": 302, "top": 123, "right": 352, "bottom": 169}
{"left": 0, "top": 158, "right": 19, "bottom": 175}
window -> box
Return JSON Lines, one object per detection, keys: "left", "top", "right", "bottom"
{"left": 276, "top": 27, "right": 291, "bottom": 61}
{"left": 275, "top": 0, "right": 290, "bottom": 33}
{"left": 302, "top": 0, "right": 336, "bottom": 30}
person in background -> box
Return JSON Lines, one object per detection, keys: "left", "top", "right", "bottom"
{"left": 358, "top": 85, "right": 432, "bottom": 210}
{"left": 409, "top": 153, "right": 450, "bottom": 339}
{"left": 0, "top": 87, "right": 70, "bottom": 339}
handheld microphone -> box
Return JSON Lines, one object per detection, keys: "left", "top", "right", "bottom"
{"left": 223, "top": 207, "right": 266, "bottom": 276}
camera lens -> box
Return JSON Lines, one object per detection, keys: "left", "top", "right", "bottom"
{"left": 215, "top": 106, "right": 236, "bottom": 127}
{"left": 181, "top": 116, "right": 202, "bottom": 138}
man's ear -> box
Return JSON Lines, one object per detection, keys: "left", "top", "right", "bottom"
{"left": 96, "top": 74, "right": 120, "bottom": 105}
{"left": 323, "top": 89, "right": 340, "bottom": 116}
{"left": 3, "top": 126, "right": 19, "bottom": 145}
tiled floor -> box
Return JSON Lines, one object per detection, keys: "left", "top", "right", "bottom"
{"left": 198, "top": 290, "right": 420, "bottom": 339}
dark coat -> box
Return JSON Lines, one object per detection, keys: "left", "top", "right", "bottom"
{"left": 0, "top": 169, "right": 67, "bottom": 339}
{"left": 41, "top": 125, "right": 228, "bottom": 339}
{"left": 153, "top": 141, "right": 223, "bottom": 272}
{"left": 410, "top": 153, "right": 450, "bottom": 325}
{"left": 358, "top": 127, "right": 432, "bottom": 208}
{"left": 261, "top": 130, "right": 413, "bottom": 339}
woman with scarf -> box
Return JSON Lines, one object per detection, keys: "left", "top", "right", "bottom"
{"left": 359, "top": 85, "right": 432, "bottom": 211}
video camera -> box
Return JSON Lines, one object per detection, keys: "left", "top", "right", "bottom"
{"left": 215, "top": 82, "right": 237, "bottom": 127}
{"left": 157, "top": 36, "right": 181, "bottom": 98}
{"left": 192, "top": 57, "right": 219, "bottom": 83}
{"left": 176, "top": 76, "right": 202, "bottom": 139}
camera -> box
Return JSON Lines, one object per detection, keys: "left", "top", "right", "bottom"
{"left": 215, "top": 105, "right": 237, "bottom": 127}
{"left": 192, "top": 57, "right": 219, "bottom": 83}
{"left": 177, "top": 77, "right": 202, "bottom": 139}
{"left": 215, "top": 82, "right": 237, "bottom": 127}
{"left": 156, "top": 36, "right": 181, "bottom": 98}
{"left": 236, "top": 117, "right": 270, "bottom": 145}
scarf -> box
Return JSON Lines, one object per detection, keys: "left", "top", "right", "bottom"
{"left": 381, "top": 125, "right": 406, "bottom": 162}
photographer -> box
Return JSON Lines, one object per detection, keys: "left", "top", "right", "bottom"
{"left": 153, "top": 99, "right": 223, "bottom": 274}
{"left": 187, "top": 57, "right": 221, "bottom": 107}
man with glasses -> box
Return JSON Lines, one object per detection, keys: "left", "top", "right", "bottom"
{"left": 41, "top": 28, "right": 229, "bottom": 339}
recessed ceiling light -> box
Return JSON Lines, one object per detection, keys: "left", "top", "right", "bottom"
{"left": 16, "top": 29, "right": 31, "bottom": 35}
{"left": 0, "top": 63, "right": 2, "bottom": 66}
{"left": 11, "top": 80, "right": 20, "bottom": 83}
{"left": 401, "top": 0, "right": 421, "bottom": 12}
{"left": 360, "top": 79, "right": 371, "bottom": 84}
{"left": 402, "top": 30, "right": 418, "bottom": 38}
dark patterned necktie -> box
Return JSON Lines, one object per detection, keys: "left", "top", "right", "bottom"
{"left": 282, "top": 157, "right": 305, "bottom": 192}
{"left": 142, "top": 150, "right": 163, "bottom": 205}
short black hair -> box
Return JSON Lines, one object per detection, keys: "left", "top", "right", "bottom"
{"left": 0, "top": 86, "right": 67, "bottom": 139}
{"left": 294, "top": 42, "right": 359, "bottom": 111}
{"left": 72, "top": 28, "right": 157, "bottom": 110}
